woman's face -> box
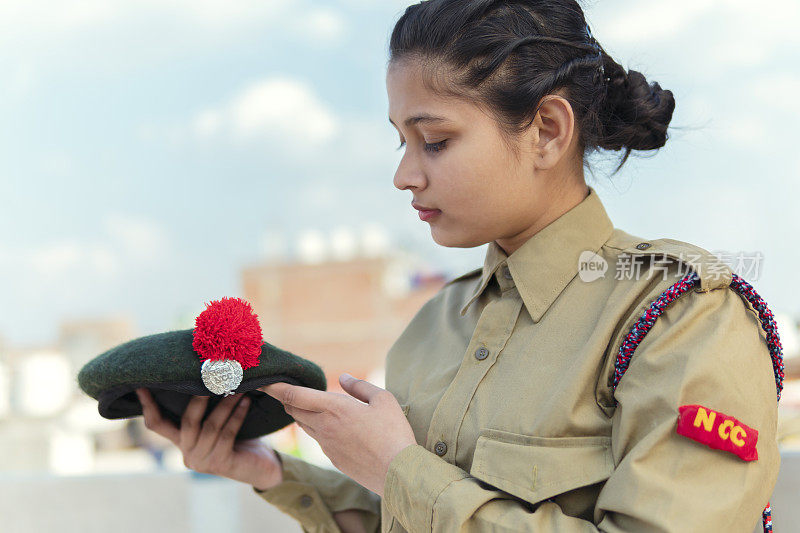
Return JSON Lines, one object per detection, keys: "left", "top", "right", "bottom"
{"left": 386, "top": 58, "right": 581, "bottom": 253}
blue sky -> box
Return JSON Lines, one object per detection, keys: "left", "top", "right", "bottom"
{"left": 2, "top": 0, "right": 798, "bottom": 347}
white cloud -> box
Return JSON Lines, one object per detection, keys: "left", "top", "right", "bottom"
{"left": 142, "top": 78, "right": 403, "bottom": 167}
{"left": 593, "top": 0, "right": 799, "bottom": 78}
{"left": 194, "top": 110, "right": 223, "bottom": 138}
{"left": 703, "top": 38, "right": 769, "bottom": 71}
{"left": 0, "top": 0, "right": 119, "bottom": 37}
{"left": 0, "top": 0, "right": 313, "bottom": 107}
{"left": 104, "top": 214, "right": 170, "bottom": 262}
{"left": 595, "top": 0, "right": 717, "bottom": 43}
{"left": 30, "top": 241, "right": 83, "bottom": 276}
{"left": 299, "top": 180, "right": 342, "bottom": 210}
{"left": 156, "top": 0, "right": 294, "bottom": 27}
{"left": 0, "top": 0, "right": 354, "bottom": 48}
{"left": 192, "top": 76, "right": 339, "bottom": 148}
{"left": 748, "top": 74, "right": 800, "bottom": 119}
{"left": 299, "top": 8, "right": 347, "bottom": 45}
{"left": 337, "top": 0, "right": 412, "bottom": 9}
{"left": 260, "top": 229, "right": 290, "bottom": 260}
{"left": 702, "top": 73, "right": 800, "bottom": 151}
{"left": 713, "top": 111, "right": 771, "bottom": 152}
{"left": 28, "top": 240, "right": 119, "bottom": 279}
{"left": 0, "top": 0, "right": 297, "bottom": 37}
{"left": 5, "top": 215, "right": 169, "bottom": 283}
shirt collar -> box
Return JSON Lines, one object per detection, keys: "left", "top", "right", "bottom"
{"left": 459, "top": 185, "right": 614, "bottom": 322}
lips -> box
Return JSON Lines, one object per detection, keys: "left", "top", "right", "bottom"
{"left": 412, "top": 202, "right": 439, "bottom": 212}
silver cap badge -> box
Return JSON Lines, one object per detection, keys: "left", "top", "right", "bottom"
{"left": 201, "top": 359, "right": 243, "bottom": 396}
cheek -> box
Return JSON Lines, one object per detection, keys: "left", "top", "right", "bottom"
{"left": 443, "top": 162, "right": 507, "bottom": 213}
{"left": 444, "top": 174, "right": 532, "bottom": 239}
{"left": 435, "top": 180, "right": 506, "bottom": 237}
{"left": 434, "top": 151, "right": 490, "bottom": 203}
{"left": 430, "top": 137, "right": 522, "bottom": 215}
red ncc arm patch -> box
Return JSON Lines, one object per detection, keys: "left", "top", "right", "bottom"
{"left": 676, "top": 404, "right": 759, "bottom": 461}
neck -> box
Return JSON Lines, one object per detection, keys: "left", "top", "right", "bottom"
{"left": 494, "top": 182, "right": 589, "bottom": 256}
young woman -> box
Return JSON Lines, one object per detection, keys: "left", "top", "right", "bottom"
{"left": 137, "top": 1, "right": 782, "bottom": 531}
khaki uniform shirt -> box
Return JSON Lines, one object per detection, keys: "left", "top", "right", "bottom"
{"left": 254, "top": 185, "right": 780, "bottom": 532}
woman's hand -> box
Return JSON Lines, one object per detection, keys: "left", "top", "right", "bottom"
{"left": 260, "top": 373, "right": 417, "bottom": 497}
{"left": 135, "top": 388, "right": 283, "bottom": 491}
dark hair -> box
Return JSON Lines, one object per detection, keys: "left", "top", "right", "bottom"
{"left": 388, "top": 0, "right": 675, "bottom": 175}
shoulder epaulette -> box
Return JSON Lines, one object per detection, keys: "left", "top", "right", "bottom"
{"left": 610, "top": 233, "right": 733, "bottom": 293}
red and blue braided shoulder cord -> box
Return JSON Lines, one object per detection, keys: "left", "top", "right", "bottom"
{"left": 611, "top": 271, "right": 785, "bottom": 532}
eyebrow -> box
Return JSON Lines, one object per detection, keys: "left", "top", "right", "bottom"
{"left": 388, "top": 113, "right": 452, "bottom": 128}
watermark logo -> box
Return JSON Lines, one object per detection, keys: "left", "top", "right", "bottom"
{"left": 578, "top": 251, "right": 608, "bottom": 282}
{"left": 577, "top": 250, "right": 764, "bottom": 282}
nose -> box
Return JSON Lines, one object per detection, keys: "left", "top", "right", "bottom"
{"left": 393, "top": 151, "right": 427, "bottom": 192}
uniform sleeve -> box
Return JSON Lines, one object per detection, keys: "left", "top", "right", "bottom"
{"left": 253, "top": 449, "right": 382, "bottom": 533}
{"left": 383, "top": 285, "right": 780, "bottom": 532}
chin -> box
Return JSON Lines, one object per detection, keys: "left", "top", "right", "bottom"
{"left": 430, "top": 227, "right": 486, "bottom": 249}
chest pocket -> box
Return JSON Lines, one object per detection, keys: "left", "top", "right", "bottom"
{"left": 470, "top": 429, "right": 614, "bottom": 505}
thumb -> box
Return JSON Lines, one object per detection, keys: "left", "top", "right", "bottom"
{"left": 339, "top": 373, "right": 383, "bottom": 404}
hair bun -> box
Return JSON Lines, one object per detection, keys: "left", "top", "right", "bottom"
{"left": 600, "top": 68, "right": 676, "bottom": 153}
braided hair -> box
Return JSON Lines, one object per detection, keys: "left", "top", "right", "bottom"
{"left": 389, "top": 0, "right": 675, "bottom": 175}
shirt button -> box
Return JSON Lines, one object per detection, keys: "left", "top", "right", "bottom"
{"left": 502, "top": 266, "right": 513, "bottom": 279}
{"left": 474, "top": 347, "right": 490, "bottom": 361}
{"left": 434, "top": 441, "right": 448, "bottom": 456}
{"left": 299, "top": 494, "right": 313, "bottom": 508}
{"left": 636, "top": 242, "right": 652, "bottom": 250}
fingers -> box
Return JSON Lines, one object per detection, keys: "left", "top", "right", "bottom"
{"left": 338, "top": 373, "right": 386, "bottom": 404}
{"left": 136, "top": 388, "right": 180, "bottom": 445}
{"left": 260, "top": 382, "right": 330, "bottom": 413}
{"left": 191, "top": 393, "right": 243, "bottom": 459}
{"left": 209, "top": 395, "right": 250, "bottom": 458}
{"left": 137, "top": 388, "right": 257, "bottom": 478}
{"left": 180, "top": 394, "right": 210, "bottom": 451}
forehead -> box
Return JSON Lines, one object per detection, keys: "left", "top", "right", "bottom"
{"left": 386, "top": 59, "right": 480, "bottom": 125}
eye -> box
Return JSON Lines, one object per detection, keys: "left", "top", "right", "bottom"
{"left": 424, "top": 140, "right": 447, "bottom": 153}
{"left": 395, "top": 139, "right": 448, "bottom": 152}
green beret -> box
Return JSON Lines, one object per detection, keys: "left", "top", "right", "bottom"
{"left": 77, "top": 297, "right": 326, "bottom": 439}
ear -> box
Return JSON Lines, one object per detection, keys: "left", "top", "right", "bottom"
{"left": 529, "top": 94, "right": 576, "bottom": 170}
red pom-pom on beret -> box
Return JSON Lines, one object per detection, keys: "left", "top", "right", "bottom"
{"left": 192, "top": 296, "right": 263, "bottom": 370}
